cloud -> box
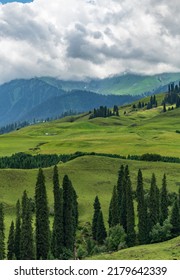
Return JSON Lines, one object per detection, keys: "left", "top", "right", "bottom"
{"left": 0, "top": 0, "right": 180, "bottom": 83}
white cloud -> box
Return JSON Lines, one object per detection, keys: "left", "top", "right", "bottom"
{"left": 0, "top": 0, "right": 180, "bottom": 83}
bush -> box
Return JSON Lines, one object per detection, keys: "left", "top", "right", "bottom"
{"left": 149, "top": 220, "right": 172, "bottom": 243}
{"left": 105, "top": 225, "right": 126, "bottom": 252}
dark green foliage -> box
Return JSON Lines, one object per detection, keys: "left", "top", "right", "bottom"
{"left": 160, "top": 174, "right": 168, "bottom": 225}
{"left": 108, "top": 186, "right": 119, "bottom": 228}
{"left": 35, "top": 168, "right": 50, "bottom": 260}
{"left": 51, "top": 165, "right": 64, "bottom": 259}
{"left": 14, "top": 200, "right": 21, "bottom": 260}
{"left": 163, "top": 102, "right": 166, "bottom": 112}
{"left": 149, "top": 173, "right": 160, "bottom": 231}
{"left": 89, "top": 105, "right": 119, "bottom": 119}
{"left": 128, "top": 153, "right": 180, "bottom": 164}
{"left": 20, "top": 191, "right": 34, "bottom": 260}
{"left": 136, "top": 169, "right": 149, "bottom": 244}
{"left": 96, "top": 211, "right": 107, "bottom": 245}
{"left": 7, "top": 221, "right": 15, "bottom": 260}
{"left": 179, "top": 187, "right": 180, "bottom": 209}
{"left": 0, "top": 203, "right": 5, "bottom": 259}
{"left": 170, "top": 198, "right": 180, "bottom": 237}
{"left": 63, "top": 175, "right": 75, "bottom": 252}
{"left": 150, "top": 220, "right": 172, "bottom": 243}
{"left": 92, "top": 196, "right": 101, "bottom": 241}
{"left": 117, "top": 165, "right": 124, "bottom": 224}
{"left": 105, "top": 224, "right": 126, "bottom": 252}
{"left": 147, "top": 95, "right": 157, "bottom": 109}
{"left": 125, "top": 166, "right": 136, "bottom": 247}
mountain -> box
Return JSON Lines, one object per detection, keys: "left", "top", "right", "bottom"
{"left": 1, "top": 72, "right": 180, "bottom": 126}
{"left": 45, "top": 72, "right": 180, "bottom": 95}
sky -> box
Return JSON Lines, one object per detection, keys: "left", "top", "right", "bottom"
{"left": 0, "top": 0, "right": 180, "bottom": 84}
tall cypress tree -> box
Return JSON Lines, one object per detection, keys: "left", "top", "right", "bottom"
{"left": 125, "top": 166, "right": 136, "bottom": 247}
{"left": 20, "top": 191, "right": 34, "bottom": 260}
{"left": 117, "top": 164, "right": 124, "bottom": 221}
{"left": 51, "top": 165, "right": 64, "bottom": 259}
{"left": 7, "top": 221, "right": 15, "bottom": 260}
{"left": 35, "top": 168, "right": 50, "bottom": 260}
{"left": 0, "top": 203, "right": 5, "bottom": 259}
{"left": 170, "top": 198, "right": 180, "bottom": 237}
{"left": 120, "top": 166, "right": 127, "bottom": 232}
{"left": 136, "top": 169, "right": 148, "bottom": 244}
{"left": 92, "top": 196, "right": 101, "bottom": 241}
{"left": 70, "top": 180, "right": 78, "bottom": 236}
{"left": 160, "top": 174, "right": 168, "bottom": 225}
{"left": 108, "top": 186, "right": 119, "bottom": 228}
{"left": 178, "top": 187, "right": 180, "bottom": 209}
{"left": 63, "top": 175, "right": 74, "bottom": 252}
{"left": 96, "top": 210, "right": 107, "bottom": 245}
{"left": 14, "top": 199, "right": 21, "bottom": 260}
{"left": 149, "top": 173, "right": 159, "bottom": 231}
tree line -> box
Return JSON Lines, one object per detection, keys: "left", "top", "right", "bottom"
{"left": 0, "top": 166, "right": 78, "bottom": 260}
{"left": 89, "top": 105, "right": 119, "bottom": 119}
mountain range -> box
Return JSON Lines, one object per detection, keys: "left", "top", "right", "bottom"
{"left": 1, "top": 72, "right": 180, "bottom": 126}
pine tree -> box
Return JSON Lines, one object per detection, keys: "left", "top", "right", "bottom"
{"left": 92, "top": 196, "right": 101, "bottom": 240}
{"left": 14, "top": 200, "right": 21, "bottom": 260}
{"left": 108, "top": 186, "right": 119, "bottom": 227}
{"left": 63, "top": 175, "right": 74, "bottom": 252}
{"left": 20, "top": 191, "right": 34, "bottom": 260}
{"left": 119, "top": 166, "right": 127, "bottom": 232}
{"left": 51, "top": 165, "right": 64, "bottom": 258}
{"left": 0, "top": 203, "right": 5, "bottom": 259}
{"left": 160, "top": 174, "right": 168, "bottom": 225}
{"left": 163, "top": 102, "right": 166, "bottom": 112}
{"left": 178, "top": 187, "right": 180, "bottom": 209}
{"left": 125, "top": 166, "right": 136, "bottom": 247}
{"left": 136, "top": 169, "right": 148, "bottom": 244}
{"left": 7, "top": 221, "right": 15, "bottom": 260}
{"left": 170, "top": 198, "right": 180, "bottom": 237}
{"left": 96, "top": 210, "right": 107, "bottom": 245}
{"left": 149, "top": 173, "right": 160, "bottom": 231}
{"left": 35, "top": 168, "right": 50, "bottom": 260}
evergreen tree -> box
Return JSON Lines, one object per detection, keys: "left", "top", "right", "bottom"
{"left": 96, "top": 210, "right": 107, "bottom": 245}
{"left": 51, "top": 165, "right": 64, "bottom": 258}
{"left": 7, "top": 221, "right": 15, "bottom": 260}
{"left": 136, "top": 169, "right": 148, "bottom": 244}
{"left": 120, "top": 166, "right": 127, "bottom": 232}
{"left": 20, "top": 191, "right": 34, "bottom": 260}
{"left": 14, "top": 200, "right": 21, "bottom": 260}
{"left": 108, "top": 186, "right": 119, "bottom": 227}
{"left": 125, "top": 166, "right": 136, "bottom": 247}
{"left": 70, "top": 180, "right": 78, "bottom": 235}
{"left": 63, "top": 175, "right": 74, "bottom": 252}
{"left": 170, "top": 198, "right": 180, "bottom": 237}
{"left": 149, "top": 173, "right": 160, "bottom": 231}
{"left": 178, "top": 187, "right": 180, "bottom": 209}
{"left": 35, "top": 168, "right": 50, "bottom": 260}
{"left": 0, "top": 203, "right": 5, "bottom": 259}
{"left": 92, "top": 196, "right": 101, "bottom": 241}
{"left": 117, "top": 165, "right": 124, "bottom": 222}
{"left": 163, "top": 102, "right": 166, "bottom": 112}
{"left": 160, "top": 174, "right": 168, "bottom": 225}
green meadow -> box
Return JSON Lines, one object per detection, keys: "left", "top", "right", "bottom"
{"left": 0, "top": 92, "right": 180, "bottom": 258}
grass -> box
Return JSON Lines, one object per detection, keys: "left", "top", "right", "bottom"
{"left": 0, "top": 92, "right": 180, "bottom": 259}
{"left": 87, "top": 236, "right": 180, "bottom": 260}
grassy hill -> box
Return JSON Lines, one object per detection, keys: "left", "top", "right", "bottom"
{"left": 0, "top": 93, "right": 179, "bottom": 157}
{"left": 0, "top": 92, "right": 180, "bottom": 259}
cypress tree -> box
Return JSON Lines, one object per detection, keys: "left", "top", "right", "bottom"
{"left": 108, "top": 186, "right": 119, "bottom": 228}
{"left": 178, "top": 187, "right": 180, "bottom": 209}
{"left": 35, "top": 168, "right": 50, "bottom": 260}
{"left": 63, "top": 175, "right": 74, "bottom": 252}
{"left": 149, "top": 173, "right": 159, "bottom": 231}
{"left": 92, "top": 196, "right": 101, "bottom": 240}
{"left": 170, "top": 198, "right": 180, "bottom": 237}
{"left": 125, "top": 166, "right": 136, "bottom": 247}
{"left": 70, "top": 180, "right": 78, "bottom": 235}
{"left": 117, "top": 165, "right": 124, "bottom": 222}
{"left": 20, "top": 191, "right": 34, "bottom": 260}
{"left": 0, "top": 203, "right": 5, "bottom": 259}
{"left": 136, "top": 169, "right": 148, "bottom": 244}
{"left": 120, "top": 166, "right": 127, "bottom": 232}
{"left": 51, "top": 165, "right": 64, "bottom": 259}
{"left": 160, "top": 174, "right": 168, "bottom": 225}
{"left": 96, "top": 210, "right": 107, "bottom": 245}
{"left": 14, "top": 200, "right": 21, "bottom": 260}
{"left": 7, "top": 221, "right": 15, "bottom": 260}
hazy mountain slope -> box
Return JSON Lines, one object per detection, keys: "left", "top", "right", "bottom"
{"left": 22, "top": 90, "right": 139, "bottom": 121}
